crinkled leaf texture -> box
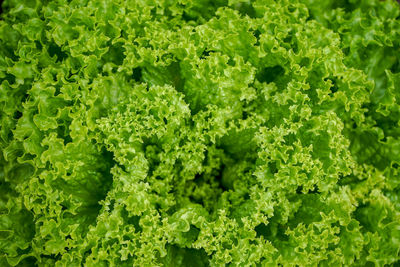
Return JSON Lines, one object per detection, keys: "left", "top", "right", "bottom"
{"left": 1, "top": 0, "right": 400, "bottom": 266}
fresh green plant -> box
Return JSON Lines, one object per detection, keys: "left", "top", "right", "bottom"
{"left": 1, "top": 0, "right": 400, "bottom": 266}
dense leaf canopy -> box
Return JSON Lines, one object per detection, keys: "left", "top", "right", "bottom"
{"left": 1, "top": 0, "right": 400, "bottom": 266}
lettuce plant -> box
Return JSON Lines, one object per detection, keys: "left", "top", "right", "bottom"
{"left": 1, "top": 0, "right": 400, "bottom": 266}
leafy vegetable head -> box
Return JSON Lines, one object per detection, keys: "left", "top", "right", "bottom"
{"left": 1, "top": 0, "right": 400, "bottom": 266}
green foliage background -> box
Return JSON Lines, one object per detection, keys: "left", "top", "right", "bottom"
{"left": 0, "top": 0, "right": 400, "bottom": 266}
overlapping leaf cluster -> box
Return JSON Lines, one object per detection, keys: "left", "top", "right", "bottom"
{"left": 1, "top": 0, "right": 400, "bottom": 266}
